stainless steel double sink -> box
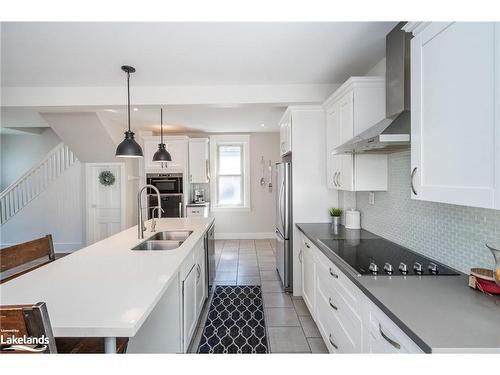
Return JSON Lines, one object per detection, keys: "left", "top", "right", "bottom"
{"left": 132, "top": 230, "right": 193, "bottom": 251}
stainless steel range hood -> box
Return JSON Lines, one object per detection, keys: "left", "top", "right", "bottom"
{"left": 334, "top": 22, "right": 412, "bottom": 154}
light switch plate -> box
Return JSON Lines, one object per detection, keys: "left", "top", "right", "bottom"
{"left": 368, "top": 192, "right": 375, "bottom": 205}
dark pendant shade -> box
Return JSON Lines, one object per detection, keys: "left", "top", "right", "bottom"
{"left": 116, "top": 130, "right": 143, "bottom": 158}
{"left": 116, "top": 65, "right": 143, "bottom": 158}
{"left": 152, "top": 107, "right": 172, "bottom": 162}
{"left": 153, "top": 143, "right": 172, "bottom": 162}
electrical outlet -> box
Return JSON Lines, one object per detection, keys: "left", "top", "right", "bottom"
{"left": 368, "top": 192, "right": 375, "bottom": 205}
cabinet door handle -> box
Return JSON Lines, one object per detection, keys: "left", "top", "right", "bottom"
{"left": 328, "top": 334, "right": 338, "bottom": 350}
{"left": 333, "top": 172, "right": 338, "bottom": 187}
{"left": 190, "top": 174, "right": 193, "bottom": 182}
{"left": 410, "top": 167, "right": 417, "bottom": 195}
{"left": 179, "top": 202, "right": 182, "bottom": 217}
{"left": 329, "top": 268, "right": 339, "bottom": 279}
{"left": 379, "top": 324, "right": 401, "bottom": 350}
{"left": 336, "top": 172, "right": 341, "bottom": 187}
{"left": 299, "top": 250, "right": 303, "bottom": 263}
{"left": 305, "top": 242, "right": 310, "bottom": 249}
{"left": 328, "top": 297, "right": 338, "bottom": 311}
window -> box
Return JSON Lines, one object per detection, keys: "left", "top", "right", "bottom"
{"left": 210, "top": 135, "right": 250, "bottom": 211}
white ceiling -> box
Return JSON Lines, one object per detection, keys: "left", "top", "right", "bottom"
{"left": 1, "top": 22, "right": 395, "bottom": 87}
{"left": 98, "top": 105, "right": 287, "bottom": 133}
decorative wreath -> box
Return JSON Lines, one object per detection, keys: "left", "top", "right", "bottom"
{"left": 98, "top": 170, "right": 116, "bottom": 186}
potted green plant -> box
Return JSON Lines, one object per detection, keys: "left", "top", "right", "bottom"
{"left": 329, "top": 207, "right": 342, "bottom": 227}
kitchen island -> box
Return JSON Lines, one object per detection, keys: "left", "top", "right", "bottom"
{"left": 0, "top": 217, "right": 215, "bottom": 353}
{"left": 296, "top": 223, "right": 500, "bottom": 353}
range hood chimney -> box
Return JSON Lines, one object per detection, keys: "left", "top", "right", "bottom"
{"left": 335, "top": 22, "right": 412, "bottom": 154}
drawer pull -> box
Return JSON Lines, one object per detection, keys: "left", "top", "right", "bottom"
{"left": 328, "top": 334, "right": 338, "bottom": 350}
{"left": 328, "top": 298, "right": 338, "bottom": 311}
{"left": 329, "top": 268, "right": 339, "bottom": 279}
{"left": 305, "top": 242, "right": 310, "bottom": 248}
{"left": 379, "top": 324, "right": 401, "bottom": 350}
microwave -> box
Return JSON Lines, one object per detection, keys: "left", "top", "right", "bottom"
{"left": 146, "top": 173, "right": 183, "bottom": 194}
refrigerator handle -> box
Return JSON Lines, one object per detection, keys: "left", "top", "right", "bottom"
{"left": 278, "top": 178, "right": 285, "bottom": 232}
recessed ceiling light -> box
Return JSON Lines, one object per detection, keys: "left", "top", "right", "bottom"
{"left": 133, "top": 108, "right": 139, "bottom": 112}
{"left": 260, "top": 123, "right": 265, "bottom": 127}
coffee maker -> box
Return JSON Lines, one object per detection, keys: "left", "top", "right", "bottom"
{"left": 193, "top": 189, "right": 205, "bottom": 203}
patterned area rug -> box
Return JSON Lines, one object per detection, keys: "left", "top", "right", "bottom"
{"left": 197, "top": 285, "right": 268, "bottom": 354}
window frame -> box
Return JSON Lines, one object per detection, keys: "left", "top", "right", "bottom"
{"left": 210, "top": 135, "right": 251, "bottom": 212}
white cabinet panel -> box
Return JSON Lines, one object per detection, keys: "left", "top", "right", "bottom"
{"left": 300, "top": 236, "right": 315, "bottom": 315}
{"left": 143, "top": 136, "right": 188, "bottom": 172}
{"left": 189, "top": 139, "right": 209, "bottom": 183}
{"left": 279, "top": 111, "right": 292, "bottom": 156}
{"left": 182, "top": 264, "right": 197, "bottom": 351}
{"left": 366, "top": 300, "right": 423, "bottom": 353}
{"left": 410, "top": 22, "right": 500, "bottom": 209}
{"left": 195, "top": 243, "right": 206, "bottom": 315}
{"left": 324, "top": 77, "right": 388, "bottom": 192}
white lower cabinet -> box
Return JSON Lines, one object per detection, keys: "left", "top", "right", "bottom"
{"left": 181, "top": 239, "right": 206, "bottom": 352}
{"left": 300, "top": 232, "right": 423, "bottom": 353}
{"left": 182, "top": 264, "right": 197, "bottom": 351}
{"left": 367, "top": 302, "right": 423, "bottom": 353}
{"left": 299, "top": 237, "right": 315, "bottom": 314}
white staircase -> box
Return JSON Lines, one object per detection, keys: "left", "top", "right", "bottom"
{"left": 0, "top": 143, "right": 78, "bottom": 225}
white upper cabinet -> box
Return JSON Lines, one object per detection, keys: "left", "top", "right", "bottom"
{"left": 143, "top": 136, "right": 189, "bottom": 172}
{"left": 279, "top": 110, "right": 292, "bottom": 156}
{"left": 324, "top": 77, "right": 388, "bottom": 191}
{"left": 408, "top": 22, "right": 500, "bottom": 209}
{"left": 188, "top": 138, "right": 210, "bottom": 183}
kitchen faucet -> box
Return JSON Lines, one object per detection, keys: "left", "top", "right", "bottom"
{"left": 137, "top": 184, "right": 162, "bottom": 239}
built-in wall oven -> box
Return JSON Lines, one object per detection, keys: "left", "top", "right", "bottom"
{"left": 146, "top": 173, "right": 184, "bottom": 218}
{"left": 146, "top": 173, "right": 183, "bottom": 195}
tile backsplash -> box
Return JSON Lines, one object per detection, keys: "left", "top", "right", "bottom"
{"left": 340, "top": 151, "right": 500, "bottom": 273}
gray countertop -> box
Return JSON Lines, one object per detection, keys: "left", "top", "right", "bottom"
{"left": 296, "top": 223, "right": 500, "bottom": 353}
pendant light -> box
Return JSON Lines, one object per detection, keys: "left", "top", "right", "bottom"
{"left": 115, "top": 65, "right": 143, "bottom": 158}
{"left": 152, "top": 108, "right": 172, "bottom": 163}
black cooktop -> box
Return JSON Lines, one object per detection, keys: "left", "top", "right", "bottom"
{"left": 319, "top": 238, "right": 460, "bottom": 276}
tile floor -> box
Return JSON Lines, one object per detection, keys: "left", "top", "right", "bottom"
{"left": 189, "top": 239, "right": 328, "bottom": 354}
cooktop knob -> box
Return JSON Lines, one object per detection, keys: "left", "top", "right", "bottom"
{"left": 413, "top": 262, "right": 423, "bottom": 275}
{"left": 398, "top": 262, "right": 408, "bottom": 275}
{"left": 428, "top": 262, "right": 439, "bottom": 275}
{"left": 368, "top": 262, "right": 379, "bottom": 275}
{"left": 383, "top": 262, "right": 394, "bottom": 275}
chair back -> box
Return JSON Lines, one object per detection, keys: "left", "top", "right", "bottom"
{"left": 0, "top": 235, "right": 55, "bottom": 283}
{"left": 0, "top": 302, "right": 57, "bottom": 354}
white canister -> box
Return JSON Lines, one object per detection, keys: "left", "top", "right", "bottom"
{"left": 345, "top": 209, "right": 361, "bottom": 229}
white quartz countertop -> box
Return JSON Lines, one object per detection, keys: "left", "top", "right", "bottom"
{"left": 0, "top": 217, "right": 215, "bottom": 338}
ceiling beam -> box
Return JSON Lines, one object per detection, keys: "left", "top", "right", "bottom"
{"left": 1, "top": 84, "right": 338, "bottom": 107}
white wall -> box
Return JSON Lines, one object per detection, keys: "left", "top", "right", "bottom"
{"left": 366, "top": 58, "right": 386, "bottom": 76}
{"left": 1, "top": 128, "right": 61, "bottom": 190}
{"left": 212, "top": 132, "right": 280, "bottom": 238}
{"left": 0, "top": 161, "right": 84, "bottom": 252}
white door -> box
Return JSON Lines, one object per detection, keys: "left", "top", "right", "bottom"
{"left": 189, "top": 139, "right": 209, "bottom": 183}
{"left": 411, "top": 22, "right": 499, "bottom": 209}
{"left": 85, "top": 163, "right": 125, "bottom": 245}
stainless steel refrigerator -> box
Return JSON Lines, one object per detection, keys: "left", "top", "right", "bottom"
{"left": 275, "top": 162, "right": 292, "bottom": 292}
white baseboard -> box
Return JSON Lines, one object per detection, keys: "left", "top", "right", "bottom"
{"left": 215, "top": 232, "right": 275, "bottom": 240}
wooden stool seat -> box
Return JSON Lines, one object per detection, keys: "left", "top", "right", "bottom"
{"left": 55, "top": 337, "right": 129, "bottom": 354}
